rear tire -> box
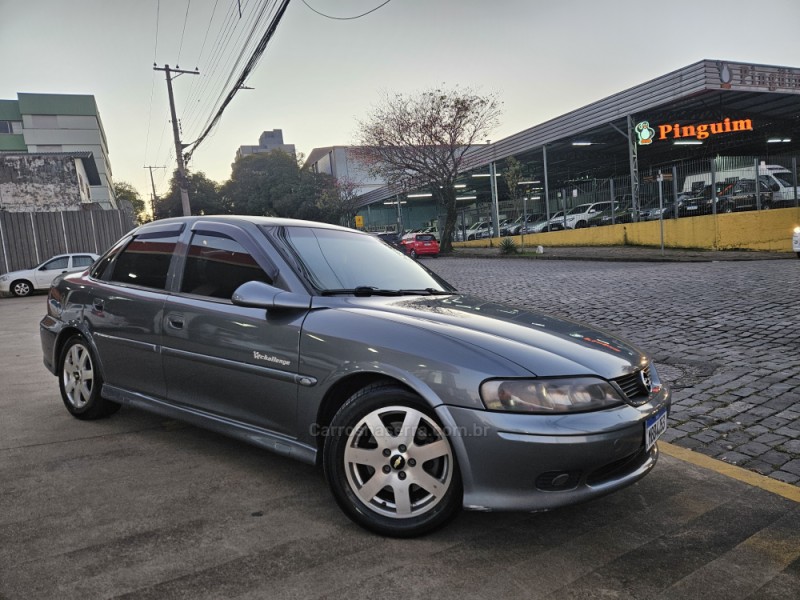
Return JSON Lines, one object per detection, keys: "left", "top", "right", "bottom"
{"left": 323, "top": 384, "right": 462, "bottom": 537}
{"left": 59, "top": 336, "right": 120, "bottom": 420}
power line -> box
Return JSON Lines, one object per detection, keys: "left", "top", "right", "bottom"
{"left": 301, "top": 0, "right": 392, "bottom": 20}
{"left": 185, "top": 0, "right": 291, "bottom": 160}
{"left": 176, "top": 0, "right": 192, "bottom": 67}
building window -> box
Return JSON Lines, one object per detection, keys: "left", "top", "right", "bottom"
{"left": 0, "top": 121, "right": 14, "bottom": 134}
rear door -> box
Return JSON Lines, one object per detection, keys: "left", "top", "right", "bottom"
{"left": 161, "top": 221, "right": 307, "bottom": 437}
{"left": 86, "top": 223, "right": 183, "bottom": 399}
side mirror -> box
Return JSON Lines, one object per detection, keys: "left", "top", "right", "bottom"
{"left": 232, "top": 280, "right": 310, "bottom": 310}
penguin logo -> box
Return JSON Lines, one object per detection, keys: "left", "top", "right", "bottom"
{"left": 635, "top": 121, "right": 655, "bottom": 146}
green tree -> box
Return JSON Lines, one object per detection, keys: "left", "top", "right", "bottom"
{"left": 154, "top": 170, "right": 225, "bottom": 219}
{"left": 113, "top": 181, "right": 147, "bottom": 224}
{"left": 315, "top": 177, "right": 361, "bottom": 226}
{"left": 501, "top": 156, "right": 523, "bottom": 217}
{"left": 353, "top": 86, "right": 502, "bottom": 252}
{"left": 222, "top": 150, "right": 335, "bottom": 221}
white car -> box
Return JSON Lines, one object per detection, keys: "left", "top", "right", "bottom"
{"left": 0, "top": 252, "right": 99, "bottom": 297}
{"left": 793, "top": 226, "right": 800, "bottom": 258}
{"left": 562, "top": 202, "right": 613, "bottom": 229}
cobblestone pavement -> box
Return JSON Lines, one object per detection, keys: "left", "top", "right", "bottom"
{"left": 425, "top": 256, "right": 800, "bottom": 485}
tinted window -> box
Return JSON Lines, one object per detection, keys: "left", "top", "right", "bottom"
{"left": 416, "top": 234, "right": 436, "bottom": 242}
{"left": 278, "top": 227, "right": 450, "bottom": 292}
{"left": 73, "top": 255, "right": 96, "bottom": 268}
{"left": 102, "top": 233, "right": 178, "bottom": 290}
{"left": 181, "top": 232, "right": 271, "bottom": 299}
{"left": 42, "top": 257, "right": 69, "bottom": 270}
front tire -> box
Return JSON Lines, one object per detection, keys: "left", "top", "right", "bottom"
{"left": 59, "top": 336, "right": 120, "bottom": 420}
{"left": 409, "top": 249, "right": 417, "bottom": 259}
{"left": 11, "top": 280, "right": 32, "bottom": 297}
{"left": 323, "top": 384, "right": 462, "bottom": 537}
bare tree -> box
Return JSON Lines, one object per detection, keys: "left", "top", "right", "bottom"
{"left": 353, "top": 86, "right": 502, "bottom": 252}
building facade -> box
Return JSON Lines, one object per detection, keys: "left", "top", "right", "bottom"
{"left": 235, "top": 129, "right": 296, "bottom": 162}
{"left": 0, "top": 93, "right": 116, "bottom": 209}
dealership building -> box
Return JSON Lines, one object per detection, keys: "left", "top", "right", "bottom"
{"left": 351, "top": 59, "right": 800, "bottom": 237}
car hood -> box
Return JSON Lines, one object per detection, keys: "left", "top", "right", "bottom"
{"left": 322, "top": 294, "right": 648, "bottom": 379}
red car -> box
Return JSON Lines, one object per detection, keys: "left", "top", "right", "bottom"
{"left": 401, "top": 233, "right": 439, "bottom": 258}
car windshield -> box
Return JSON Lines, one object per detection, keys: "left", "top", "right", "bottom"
{"left": 272, "top": 226, "right": 453, "bottom": 294}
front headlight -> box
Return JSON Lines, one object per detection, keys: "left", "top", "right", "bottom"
{"left": 0, "top": 275, "right": 8, "bottom": 282}
{"left": 480, "top": 377, "right": 625, "bottom": 414}
{"left": 794, "top": 226, "right": 800, "bottom": 234}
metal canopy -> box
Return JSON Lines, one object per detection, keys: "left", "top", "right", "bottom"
{"left": 356, "top": 59, "right": 800, "bottom": 209}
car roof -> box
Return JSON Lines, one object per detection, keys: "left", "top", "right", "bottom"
{"left": 135, "top": 215, "right": 357, "bottom": 236}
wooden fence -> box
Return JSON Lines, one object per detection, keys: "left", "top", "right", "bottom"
{"left": 0, "top": 210, "right": 135, "bottom": 274}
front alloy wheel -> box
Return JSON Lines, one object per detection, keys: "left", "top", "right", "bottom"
{"left": 11, "top": 280, "right": 32, "bottom": 297}
{"left": 323, "top": 385, "right": 461, "bottom": 537}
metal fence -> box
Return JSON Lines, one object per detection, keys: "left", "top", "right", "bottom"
{"left": 456, "top": 153, "right": 800, "bottom": 239}
{"left": 0, "top": 210, "right": 135, "bottom": 275}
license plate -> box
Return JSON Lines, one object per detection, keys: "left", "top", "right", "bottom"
{"left": 645, "top": 407, "right": 668, "bottom": 451}
{"left": 686, "top": 205, "right": 697, "bottom": 211}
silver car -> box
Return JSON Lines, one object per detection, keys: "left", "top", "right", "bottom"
{"left": 40, "top": 216, "right": 670, "bottom": 537}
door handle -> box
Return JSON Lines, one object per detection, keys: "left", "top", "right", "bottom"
{"left": 168, "top": 317, "right": 185, "bottom": 330}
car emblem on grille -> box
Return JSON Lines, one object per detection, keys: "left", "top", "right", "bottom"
{"left": 640, "top": 369, "right": 652, "bottom": 392}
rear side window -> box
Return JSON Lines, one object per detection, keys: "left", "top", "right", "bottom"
{"left": 180, "top": 232, "right": 272, "bottom": 299}
{"left": 72, "top": 255, "right": 96, "bottom": 268}
{"left": 98, "top": 232, "right": 179, "bottom": 290}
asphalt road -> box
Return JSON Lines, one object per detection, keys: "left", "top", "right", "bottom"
{"left": 1, "top": 260, "right": 799, "bottom": 599}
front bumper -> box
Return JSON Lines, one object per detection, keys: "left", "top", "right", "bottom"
{"left": 437, "top": 386, "right": 670, "bottom": 512}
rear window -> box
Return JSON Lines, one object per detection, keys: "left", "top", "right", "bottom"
{"left": 416, "top": 234, "right": 436, "bottom": 242}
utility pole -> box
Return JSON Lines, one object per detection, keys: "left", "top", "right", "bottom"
{"left": 143, "top": 165, "right": 166, "bottom": 220}
{"left": 154, "top": 64, "right": 199, "bottom": 216}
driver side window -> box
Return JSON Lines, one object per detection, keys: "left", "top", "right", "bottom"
{"left": 180, "top": 231, "right": 272, "bottom": 299}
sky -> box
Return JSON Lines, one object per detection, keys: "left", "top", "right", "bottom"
{"left": 2, "top": 0, "right": 799, "bottom": 203}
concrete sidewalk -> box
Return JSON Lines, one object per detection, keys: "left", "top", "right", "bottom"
{"left": 452, "top": 245, "right": 797, "bottom": 262}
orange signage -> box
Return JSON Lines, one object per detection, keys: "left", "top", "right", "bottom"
{"left": 657, "top": 118, "right": 753, "bottom": 141}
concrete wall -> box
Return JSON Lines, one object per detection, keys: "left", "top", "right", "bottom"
{"left": 457, "top": 207, "right": 800, "bottom": 252}
{"left": 0, "top": 154, "right": 84, "bottom": 212}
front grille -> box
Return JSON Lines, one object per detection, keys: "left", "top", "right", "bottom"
{"left": 613, "top": 366, "right": 650, "bottom": 403}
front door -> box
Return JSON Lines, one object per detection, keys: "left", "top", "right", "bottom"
{"left": 161, "top": 224, "right": 306, "bottom": 437}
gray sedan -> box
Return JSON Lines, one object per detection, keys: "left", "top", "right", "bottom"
{"left": 40, "top": 216, "right": 670, "bottom": 537}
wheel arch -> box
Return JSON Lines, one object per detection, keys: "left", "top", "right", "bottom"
{"left": 11, "top": 278, "right": 34, "bottom": 295}
{"left": 314, "top": 373, "right": 414, "bottom": 463}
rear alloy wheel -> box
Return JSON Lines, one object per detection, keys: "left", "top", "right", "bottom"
{"left": 323, "top": 384, "right": 461, "bottom": 537}
{"left": 59, "top": 336, "right": 120, "bottom": 420}
{"left": 11, "top": 280, "right": 32, "bottom": 297}
{"left": 409, "top": 248, "right": 417, "bottom": 259}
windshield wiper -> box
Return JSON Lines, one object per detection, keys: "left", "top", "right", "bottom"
{"left": 320, "top": 287, "right": 453, "bottom": 297}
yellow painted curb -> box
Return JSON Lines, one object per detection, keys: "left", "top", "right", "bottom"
{"left": 660, "top": 441, "right": 800, "bottom": 503}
